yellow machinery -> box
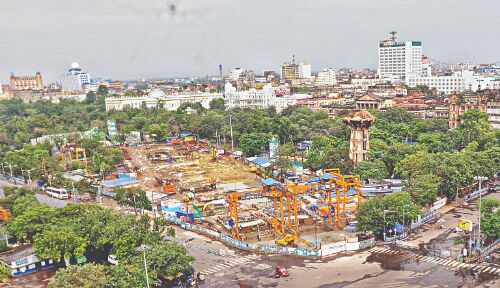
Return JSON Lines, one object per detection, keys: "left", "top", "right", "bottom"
{"left": 61, "top": 146, "right": 89, "bottom": 172}
{"left": 275, "top": 234, "right": 295, "bottom": 245}
{"left": 324, "top": 168, "right": 361, "bottom": 226}
{"left": 227, "top": 190, "right": 262, "bottom": 240}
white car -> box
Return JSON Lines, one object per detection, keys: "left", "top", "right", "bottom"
{"left": 108, "top": 254, "right": 119, "bottom": 265}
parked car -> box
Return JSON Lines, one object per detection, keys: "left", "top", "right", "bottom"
{"left": 108, "top": 254, "right": 118, "bottom": 265}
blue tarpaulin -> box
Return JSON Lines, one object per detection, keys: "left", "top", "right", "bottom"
{"left": 260, "top": 178, "right": 280, "bottom": 186}
{"left": 251, "top": 157, "right": 272, "bottom": 167}
{"left": 394, "top": 223, "right": 405, "bottom": 234}
{"left": 306, "top": 173, "right": 334, "bottom": 183}
{"left": 100, "top": 178, "right": 139, "bottom": 188}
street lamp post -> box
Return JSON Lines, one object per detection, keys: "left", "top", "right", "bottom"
{"left": 136, "top": 245, "right": 151, "bottom": 288}
{"left": 474, "top": 176, "right": 488, "bottom": 250}
{"left": 402, "top": 204, "right": 410, "bottom": 238}
{"left": 383, "top": 210, "right": 395, "bottom": 241}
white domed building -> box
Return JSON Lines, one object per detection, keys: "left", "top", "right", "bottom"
{"left": 60, "top": 62, "right": 91, "bottom": 92}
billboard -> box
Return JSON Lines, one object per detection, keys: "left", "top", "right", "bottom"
{"left": 458, "top": 218, "right": 472, "bottom": 231}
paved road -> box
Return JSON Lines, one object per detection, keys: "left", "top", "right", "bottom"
{"left": 173, "top": 227, "right": 500, "bottom": 288}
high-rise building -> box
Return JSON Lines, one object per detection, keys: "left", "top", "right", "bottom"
{"left": 315, "top": 68, "right": 337, "bottom": 86}
{"left": 378, "top": 32, "right": 423, "bottom": 81}
{"left": 281, "top": 62, "right": 299, "bottom": 80}
{"left": 60, "top": 63, "right": 91, "bottom": 91}
{"left": 9, "top": 72, "right": 44, "bottom": 90}
{"left": 298, "top": 63, "right": 312, "bottom": 79}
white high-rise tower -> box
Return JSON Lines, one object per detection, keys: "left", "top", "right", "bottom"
{"left": 378, "top": 31, "right": 422, "bottom": 82}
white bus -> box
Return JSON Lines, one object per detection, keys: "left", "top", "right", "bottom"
{"left": 45, "top": 187, "right": 69, "bottom": 200}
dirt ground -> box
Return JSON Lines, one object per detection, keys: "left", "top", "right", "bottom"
{"left": 126, "top": 144, "right": 260, "bottom": 193}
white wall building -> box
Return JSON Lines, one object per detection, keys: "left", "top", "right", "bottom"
{"left": 60, "top": 63, "right": 91, "bottom": 92}
{"left": 351, "top": 78, "right": 390, "bottom": 90}
{"left": 315, "top": 68, "right": 337, "bottom": 86}
{"left": 105, "top": 89, "right": 223, "bottom": 111}
{"left": 224, "top": 82, "right": 309, "bottom": 112}
{"left": 228, "top": 68, "right": 243, "bottom": 81}
{"left": 487, "top": 97, "right": 500, "bottom": 129}
{"left": 408, "top": 71, "right": 500, "bottom": 94}
{"left": 298, "top": 63, "right": 312, "bottom": 79}
{"left": 378, "top": 40, "right": 423, "bottom": 81}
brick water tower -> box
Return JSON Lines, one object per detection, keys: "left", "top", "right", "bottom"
{"left": 342, "top": 110, "right": 376, "bottom": 165}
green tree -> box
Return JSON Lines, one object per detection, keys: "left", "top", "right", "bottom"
{"left": 403, "top": 173, "right": 439, "bottom": 207}
{"left": 115, "top": 188, "right": 151, "bottom": 213}
{"left": 209, "top": 98, "right": 225, "bottom": 111}
{"left": 239, "top": 133, "right": 268, "bottom": 156}
{"left": 356, "top": 192, "right": 420, "bottom": 234}
{"left": 48, "top": 263, "right": 108, "bottom": 288}
{"left": 354, "top": 159, "right": 389, "bottom": 180}
{"left": 33, "top": 226, "right": 88, "bottom": 267}
{"left": 480, "top": 198, "right": 500, "bottom": 238}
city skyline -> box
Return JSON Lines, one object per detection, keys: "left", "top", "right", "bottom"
{"left": 1, "top": 0, "right": 499, "bottom": 83}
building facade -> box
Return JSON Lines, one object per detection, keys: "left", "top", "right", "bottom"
{"left": 408, "top": 71, "right": 500, "bottom": 95}
{"left": 316, "top": 68, "right": 337, "bottom": 86}
{"left": 223, "top": 82, "right": 308, "bottom": 112}
{"left": 448, "top": 94, "right": 488, "bottom": 129}
{"left": 298, "top": 63, "right": 312, "bottom": 79}
{"left": 487, "top": 94, "right": 500, "bottom": 129}
{"left": 60, "top": 63, "right": 91, "bottom": 92}
{"left": 281, "top": 63, "right": 299, "bottom": 80}
{"left": 105, "top": 89, "right": 222, "bottom": 111}
{"left": 9, "top": 72, "right": 44, "bottom": 90}
{"left": 378, "top": 39, "right": 422, "bottom": 81}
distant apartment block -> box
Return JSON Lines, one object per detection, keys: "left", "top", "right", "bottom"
{"left": 281, "top": 62, "right": 299, "bottom": 80}
{"left": 378, "top": 33, "right": 423, "bottom": 81}
{"left": 487, "top": 93, "right": 500, "bottom": 129}
{"left": 316, "top": 68, "right": 337, "bottom": 86}
{"left": 9, "top": 72, "right": 44, "bottom": 90}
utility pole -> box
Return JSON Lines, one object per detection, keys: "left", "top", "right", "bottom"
{"left": 229, "top": 114, "right": 234, "bottom": 152}
{"left": 474, "top": 176, "right": 488, "bottom": 250}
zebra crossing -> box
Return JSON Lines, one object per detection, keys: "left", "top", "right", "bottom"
{"left": 369, "top": 246, "right": 500, "bottom": 275}
{"left": 201, "top": 254, "right": 262, "bottom": 275}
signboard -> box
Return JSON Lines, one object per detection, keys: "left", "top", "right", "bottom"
{"left": 458, "top": 218, "right": 473, "bottom": 231}
{"left": 107, "top": 120, "right": 117, "bottom": 138}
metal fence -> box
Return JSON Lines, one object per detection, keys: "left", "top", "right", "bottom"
{"left": 165, "top": 216, "right": 374, "bottom": 258}
{"left": 464, "top": 188, "right": 488, "bottom": 202}
{"left": 481, "top": 238, "right": 500, "bottom": 256}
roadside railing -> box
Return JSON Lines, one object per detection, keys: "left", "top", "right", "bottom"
{"left": 164, "top": 216, "right": 374, "bottom": 258}
{"left": 481, "top": 238, "right": 500, "bottom": 256}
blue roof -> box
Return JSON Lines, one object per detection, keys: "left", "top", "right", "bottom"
{"left": 260, "top": 178, "right": 280, "bottom": 186}
{"left": 100, "top": 178, "right": 140, "bottom": 188}
{"left": 251, "top": 157, "right": 271, "bottom": 166}
{"left": 307, "top": 173, "right": 334, "bottom": 183}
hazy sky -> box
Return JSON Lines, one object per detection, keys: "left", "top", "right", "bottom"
{"left": 1, "top": 0, "right": 499, "bottom": 82}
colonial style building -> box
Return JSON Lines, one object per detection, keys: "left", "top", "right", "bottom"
{"left": 448, "top": 94, "right": 488, "bottom": 129}
{"left": 9, "top": 72, "right": 44, "bottom": 90}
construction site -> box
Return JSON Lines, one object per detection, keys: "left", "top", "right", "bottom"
{"left": 117, "top": 133, "right": 368, "bottom": 250}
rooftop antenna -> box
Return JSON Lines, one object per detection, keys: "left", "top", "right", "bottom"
{"left": 292, "top": 54, "right": 295, "bottom": 63}
{"left": 390, "top": 31, "right": 397, "bottom": 41}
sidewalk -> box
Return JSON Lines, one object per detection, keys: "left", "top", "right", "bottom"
{"left": 406, "top": 203, "right": 457, "bottom": 246}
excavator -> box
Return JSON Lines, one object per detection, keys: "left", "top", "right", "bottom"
{"left": 275, "top": 233, "right": 314, "bottom": 248}
{"left": 155, "top": 177, "right": 176, "bottom": 194}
